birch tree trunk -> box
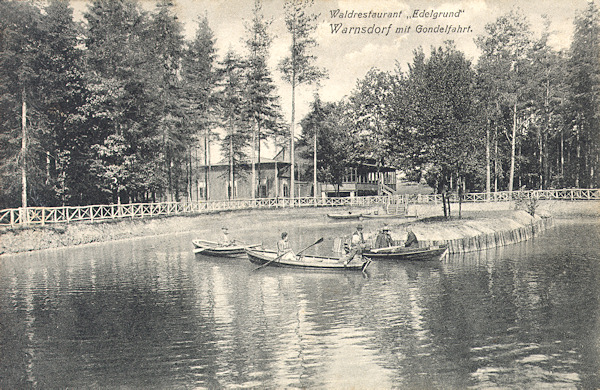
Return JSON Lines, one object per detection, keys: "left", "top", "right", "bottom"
{"left": 486, "top": 123, "right": 491, "bottom": 200}
{"left": 508, "top": 101, "right": 517, "bottom": 194}
{"left": 252, "top": 126, "right": 256, "bottom": 199}
{"left": 21, "top": 88, "right": 28, "bottom": 224}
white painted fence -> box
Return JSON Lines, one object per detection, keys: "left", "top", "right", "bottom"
{"left": 1, "top": 188, "right": 598, "bottom": 227}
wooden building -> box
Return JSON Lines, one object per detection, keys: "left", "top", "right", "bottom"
{"left": 320, "top": 162, "right": 397, "bottom": 197}
{"left": 197, "top": 157, "right": 292, "bottom": 201}
{"left": 197, "top": 149, "right": 398, "bottom": 200}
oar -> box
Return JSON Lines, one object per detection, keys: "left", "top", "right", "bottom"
{"left": 253, "top": 237, "right": 324, "bottom": 271}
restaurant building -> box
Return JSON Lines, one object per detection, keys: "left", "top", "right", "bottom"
{"left": 196, "top": 157, "right": 292, "bottom": 201}
{"left": 319, "top": 162, "right": 398, "bottom": 197}
{"left": 197, "top": 145, "right": 399, "bottom": 201}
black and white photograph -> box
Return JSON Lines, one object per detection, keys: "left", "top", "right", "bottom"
{"left": 1, "top": 0, "right": 599, "bottom": 388}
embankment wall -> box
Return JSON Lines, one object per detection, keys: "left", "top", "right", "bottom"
{"left": 415, "top": 215, "right": 554, "bottom": 254}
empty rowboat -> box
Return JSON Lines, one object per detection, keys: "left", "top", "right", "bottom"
{"left": 193, "top": 239, "right": 261, "bottom": 258}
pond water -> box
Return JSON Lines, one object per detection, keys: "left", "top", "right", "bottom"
{"left": 1, "top": 213, "right": 599, "bottom": 389}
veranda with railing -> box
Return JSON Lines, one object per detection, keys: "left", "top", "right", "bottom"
{"left": 1, "top": 188, "right": 598, "bottom": 227}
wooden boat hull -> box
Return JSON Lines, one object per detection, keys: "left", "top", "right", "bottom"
{"left": 360, "top": 213, "right": 402, "bottom": 219}
{"left": 327, "top": 213, "right": 363, "bottom": 220}
{"left": 364, "top": 245, "right": 448, "bottom": 261}
{"left": 193, "top": 239, "right": 261, "bottom": 258}
{"left": 246, "top": 248, "right": 371, "bottom": 272}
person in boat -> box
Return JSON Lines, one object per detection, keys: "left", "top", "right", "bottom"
{"left": 344, "top": 224, "right": 367, "bottom": 265}
{"left": 404, "top": 228, "right": 419, "bottom": 248}
{"left": 277, "top": 232, "right": 296, "bottom": 261}
{"left": 374, "top": 224, "right": 394, "bottom": 249}
{"left": 221, "top": 227, "right": 234, "bottom": 246}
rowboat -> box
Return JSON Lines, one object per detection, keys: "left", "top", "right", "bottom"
{"left": 246, "top": 248, "right": 371, "bottom": 272}
{"left": 363, "top": 245, "right": 448, "bottom": 261}
{"left": 360, "top": 213, "right": 402, "bottom": 219}
{"left": 192, "top": 239, "right": 261, "bottom": 258}
{"left": 327, "top": 212, "right": 364, "bottom": 220}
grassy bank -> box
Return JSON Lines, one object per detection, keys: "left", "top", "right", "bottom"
{"left": 1, "top": 201, "right": 597, "bottom": 255}
{"left": 0, "top": 216, "right": 197, "bottom": 255}
{"left": 409, "top": 199, "right": 600, "bottom": 219}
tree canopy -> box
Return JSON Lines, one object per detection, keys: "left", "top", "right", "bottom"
{"left": 0, "top": 0, "right": 598, "bottom": 209}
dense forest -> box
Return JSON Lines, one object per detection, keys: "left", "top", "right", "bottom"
{"left": 1, "top": 0, "right": 598, "bottom": 209}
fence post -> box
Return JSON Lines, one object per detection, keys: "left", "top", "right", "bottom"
{"left": 19, "top": 207, "right": 28, "bottom": 226}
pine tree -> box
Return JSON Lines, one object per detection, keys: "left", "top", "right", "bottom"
{"left": 181, "top": 15, "right": 218, "bottom": 201}
{"left": 0, "top": 1, "right": 44, "bottom": 209}
{"left": 568, "top": 1, "right": 600, "bottom": 187}
{"left": 244, "top": 0, "right": 284, "bottom": 198}
{"left": 476, "top": 9, "right": 534, "bottom": 193}
{"left": 218, "top": 49, "right": 250, "bottom": 200}
{"left": 38, "top": 0, "right": 88, "bottom": 205}
{"left": 147, "top": 0, "right": 187, "bottom": 201}
{"left": 525, "top": 17, "right": 568, "bottom": 189}
{"left": 279, "top": 0, "right": 327, "bottom": 201}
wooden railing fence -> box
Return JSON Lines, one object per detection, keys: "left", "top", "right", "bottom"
{"left": 1, "top": 188, "right": 598, "bottom": 227}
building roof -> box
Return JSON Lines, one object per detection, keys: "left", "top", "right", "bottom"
{"left": 201, "top": 156, "right": 291, "bottom": 168}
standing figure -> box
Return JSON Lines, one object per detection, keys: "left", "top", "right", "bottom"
{"left": 345, "top": 224, "right": 367, "bottom": 265}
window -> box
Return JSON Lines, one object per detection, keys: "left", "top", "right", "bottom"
{"left": 197, "top": 181, "right": 205, "bottom": 200}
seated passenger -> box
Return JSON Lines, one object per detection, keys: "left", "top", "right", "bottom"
{"left": 277, "top": 232, "right": 296, "bottom": 261}
{"left": 374, "top": 225, "right": 394, "bottom": 249}
{"left": 221, "top": 227, "right": 234, "bottom": 246}
{"left": 404, "top": 228, "right": 419, "bottom": 248}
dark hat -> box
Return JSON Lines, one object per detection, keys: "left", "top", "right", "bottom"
{"left": 357, "top": 224, "right": 363, "bottom": 229}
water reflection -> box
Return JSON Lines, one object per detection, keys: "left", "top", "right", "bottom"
{"left": 1, "top": 217, "right": 599, "bottom": 388}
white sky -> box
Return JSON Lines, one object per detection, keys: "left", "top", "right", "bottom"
{"left": 69, "top": 0, "right": 590, "bottom": 160}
